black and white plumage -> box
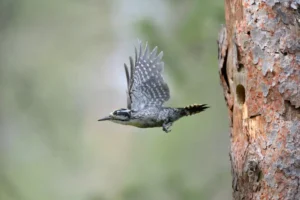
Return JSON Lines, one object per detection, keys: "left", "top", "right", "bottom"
{"left": 98, "top": 41, "right": 209, "bottom": 133}
{"left": 124, "top": 41, "right": 170, "bottom": 111}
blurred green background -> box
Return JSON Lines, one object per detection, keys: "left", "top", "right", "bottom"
{"left": 0, "top": 0, "right": 229, "bottom": 199}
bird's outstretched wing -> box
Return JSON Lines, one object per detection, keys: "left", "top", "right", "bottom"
{"left": 124, "top": 41, "right": 170, "bottom": 111}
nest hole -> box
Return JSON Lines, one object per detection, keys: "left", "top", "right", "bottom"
{"left": 238, "top": 64, "right": 244, "bottom": 72}
{"left": 236, "top": 84, "right": 245, "bottom": 105}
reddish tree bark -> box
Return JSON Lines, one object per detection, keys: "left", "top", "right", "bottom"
{"left": 218, "top": 0, "right": 300, "bottom": 199}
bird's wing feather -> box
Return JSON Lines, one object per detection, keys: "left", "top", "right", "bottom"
{"left": 124, "top": 63, "right": 131, "bottom": 109}
{"left": 124, "top": 41, "right": 170, "bottom": 111}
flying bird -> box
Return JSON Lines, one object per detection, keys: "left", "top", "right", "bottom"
{"left": 98, "top": 41, "right": 209, "bottom": 133}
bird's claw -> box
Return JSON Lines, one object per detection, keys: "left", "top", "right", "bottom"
{"left": 162, "top": 122, "right": 172, "bottom": 133}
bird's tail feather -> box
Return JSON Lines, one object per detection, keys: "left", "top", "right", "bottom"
{"left": 181, "top": 104, "right": 209, "bottom": 116}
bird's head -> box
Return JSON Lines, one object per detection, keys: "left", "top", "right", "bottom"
{"left": 98, "top": 108, "right": 131, "bottom": 122}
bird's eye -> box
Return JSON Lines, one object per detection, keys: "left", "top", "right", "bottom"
{"left": 113, "top": 110, "right": 118, "bottom": 115}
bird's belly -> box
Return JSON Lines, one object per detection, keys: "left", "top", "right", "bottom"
{"left": 126, "top": 118, "right": 163, "bottom": 128}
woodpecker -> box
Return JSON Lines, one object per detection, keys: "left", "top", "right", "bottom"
{"left": 98, "top": 41, "right": 209, "bottom": 133}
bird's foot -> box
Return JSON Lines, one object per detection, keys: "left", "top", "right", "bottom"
{"left": 162, "top": 122, "right": 173, "bottom": 133}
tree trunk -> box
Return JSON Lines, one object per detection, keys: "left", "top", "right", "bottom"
{"left": 218, "top": 0, "right": 300, "bottom": 199}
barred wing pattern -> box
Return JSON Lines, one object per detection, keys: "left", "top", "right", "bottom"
{"left": 124, "top": 41, "right": 170, "bottom": 111}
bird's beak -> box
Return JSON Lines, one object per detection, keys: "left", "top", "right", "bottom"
{"left": 98, "top": 116, "right": 112, "bottom": 121}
